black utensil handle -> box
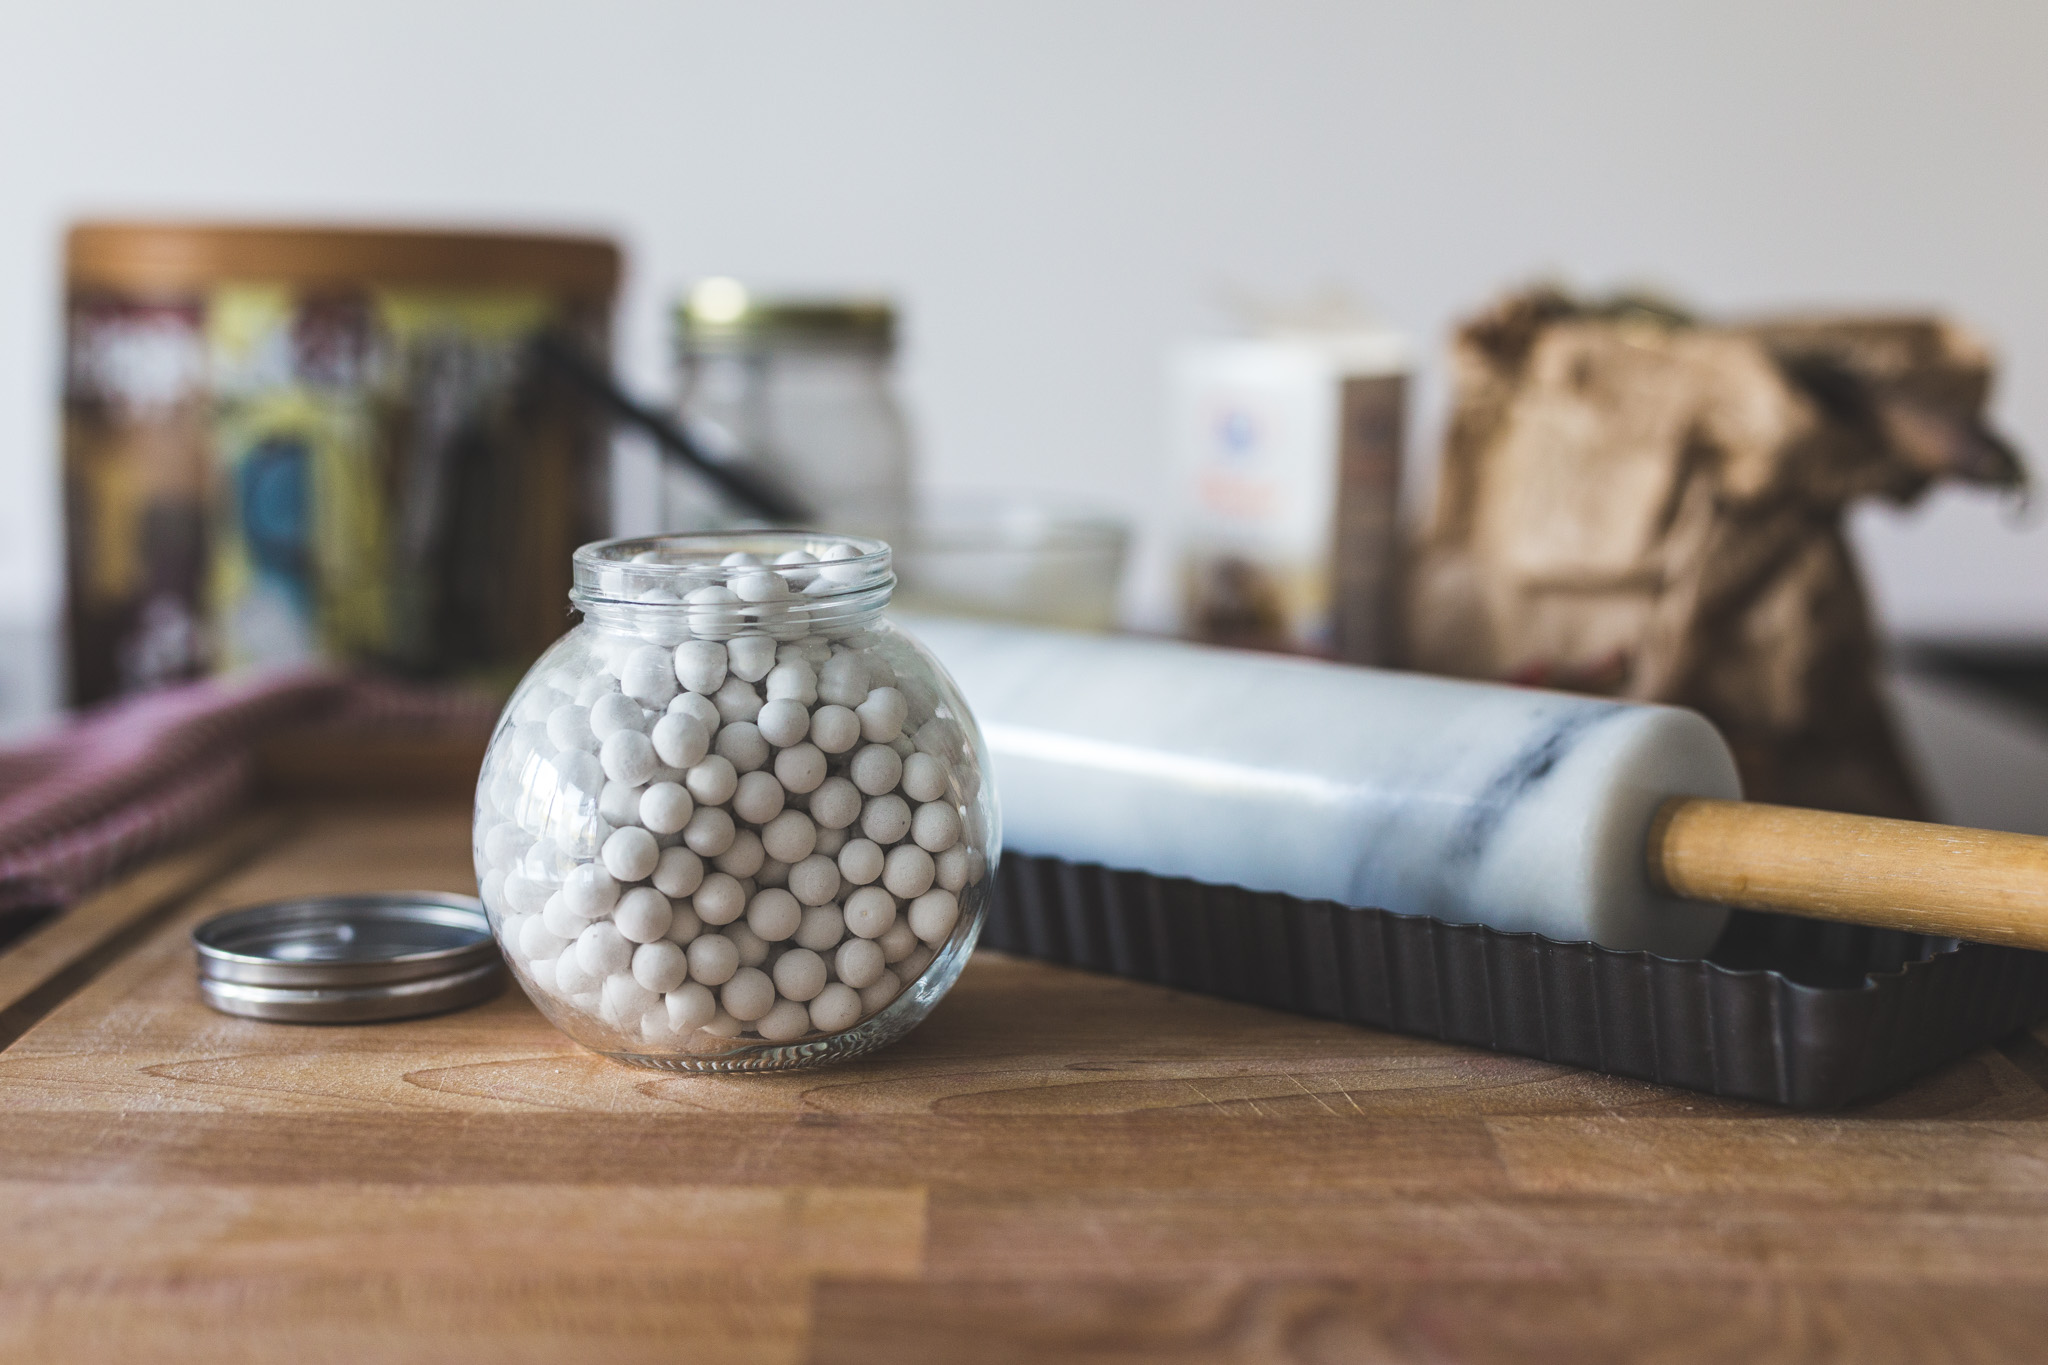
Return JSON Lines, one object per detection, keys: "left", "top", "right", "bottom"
{"left": 531, "top": 331, "right": 810, "bottom": 525}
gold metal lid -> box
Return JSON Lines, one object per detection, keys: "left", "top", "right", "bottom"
{"left": 676, "top": 277, "right": 895, "bottom": 350}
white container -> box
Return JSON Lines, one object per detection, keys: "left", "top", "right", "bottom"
{"left": 1168, "top": 327, "right": 1409, "bottom": 662}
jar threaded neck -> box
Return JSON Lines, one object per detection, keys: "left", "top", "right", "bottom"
{"left": 569, "top": 531, "right": 893, "bottom": 636}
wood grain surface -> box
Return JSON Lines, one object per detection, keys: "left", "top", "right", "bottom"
{"left": 0, "top": 813, "right": 287, "bottom": 1048}
{"left": 5, "top": 802, "right": 2048, "bottom": 1364}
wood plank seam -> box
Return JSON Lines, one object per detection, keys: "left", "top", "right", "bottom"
{"left": 0, "top": 811, "right": 294, "bottom": 1050}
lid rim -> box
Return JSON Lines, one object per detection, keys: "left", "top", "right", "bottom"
{"left": 67, "top": 221, "right": 620, "bottom": 298}
{"left": 193, "top": 894, "right": 499, "bottom": 989}
{"left": 198, "top": 960, "right": 506, "bottom": 1024}
{"left": 675, "top": 295, "right": 895, "bottom": 349}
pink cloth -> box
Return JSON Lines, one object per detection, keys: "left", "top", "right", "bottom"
{"left": 0, "top": 669, "right": 497, "bottom": 911}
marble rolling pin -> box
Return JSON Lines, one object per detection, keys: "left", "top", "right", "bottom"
{"left": 910, "top": 618, "right": 2048, "bottom": 959}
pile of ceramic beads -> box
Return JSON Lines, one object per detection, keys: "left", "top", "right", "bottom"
{"left": 474, "top": 544, "right": 987, "bottom": 1051}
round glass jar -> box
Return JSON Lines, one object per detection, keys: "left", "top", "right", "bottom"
{"left": 671, "top": 283, "right": 911, "bottom": 531}
{"left": 472, "top": 531, "right": 997, "bottom": 1071}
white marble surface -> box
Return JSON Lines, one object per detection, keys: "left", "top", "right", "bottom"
{"left": 909, "top": 618, "right": 1741, "bottom": 957}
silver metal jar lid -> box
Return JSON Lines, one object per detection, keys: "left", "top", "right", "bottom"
{"left": 193, "top": 892, "right": 504, "bottom": 1023}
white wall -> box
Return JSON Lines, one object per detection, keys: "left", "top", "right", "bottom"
{"left": 3, "top": 0, "right": 2045, "bottom": 640}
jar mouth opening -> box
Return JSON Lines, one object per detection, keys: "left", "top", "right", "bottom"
{"left": 570, "top": 531, "right": 894, "bottom": 609}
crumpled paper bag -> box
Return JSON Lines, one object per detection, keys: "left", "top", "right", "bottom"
{"left": 1410, "top": 287, "right": 2025, "bottom": 818}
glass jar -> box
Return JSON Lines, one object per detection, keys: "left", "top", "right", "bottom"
{"left": 669, "top": 280, "right": 912, "bottom": 529}
{"left": 63, "top": 222, "right": 618, "bottom": 703}
{"left": 851, "top": 492, "right": 1132, "bottom": 632}
{"left": 472, "top": 531, "right": 997, "bottom": 1071}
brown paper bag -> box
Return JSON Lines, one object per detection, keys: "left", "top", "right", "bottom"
{"left": 1409, "top": 288, "right": 2024, "bottom": 818}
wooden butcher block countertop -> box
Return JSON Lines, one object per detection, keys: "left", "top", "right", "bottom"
{"left": 5, "top": 799, "right": 2048, "bottom": 1364}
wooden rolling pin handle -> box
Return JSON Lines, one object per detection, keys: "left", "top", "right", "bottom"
{"left": 1648, "top": 798, "right": 2048, "bottom": 952}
